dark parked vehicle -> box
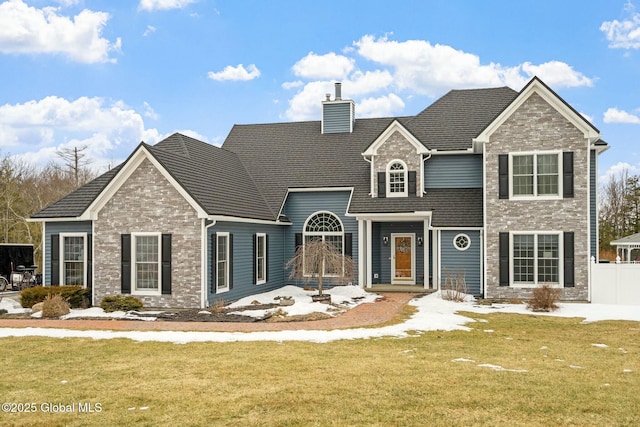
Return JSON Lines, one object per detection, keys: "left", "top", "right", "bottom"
{"left": 0, "top": 244, "right": 40, "bottom": 291}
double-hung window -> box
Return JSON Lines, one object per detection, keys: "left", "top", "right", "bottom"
{"left": 303, "top": 212, "right": 344, "bottom": 276}
{"left": 217, "top": 232, "right": 230, "bottom": 291}
{"left": 60, "top": 233, "right": 86, "bottom": 286}
{"left": 511, "top": 153, "right": 560, "bottom": 198}
{"left": 256, "top": 233, "right": 267, "bottom": 285}
{"left": 132, "top": 233, "right": 161, "bottom": 294}
{"left": 512, "top": 232, "right": 560, "bottom": 286}
{"left": 386, "top": 160, "right": 408, "bottom": 197}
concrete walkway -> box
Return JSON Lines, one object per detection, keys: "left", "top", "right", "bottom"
{"left": 0, "top": 293, "right": 416, "bottom": 332}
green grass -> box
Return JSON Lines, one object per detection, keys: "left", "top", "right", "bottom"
{"left": 0, "top": 313, "right": 639, "bottom": 426}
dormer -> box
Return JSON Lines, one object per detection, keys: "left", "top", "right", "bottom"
{"left": 362, "top": 120, "right": 428, "bottom": 198}
{"left": 322, "top": 82, "right": 355, "bottom": 134}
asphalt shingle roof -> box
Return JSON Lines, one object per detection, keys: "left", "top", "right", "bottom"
{"left": 33, "top": 86, "right": 520, "bottom": 226}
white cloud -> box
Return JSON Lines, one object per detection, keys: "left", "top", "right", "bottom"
{"left": 207, "top": 64, "right": 261, "bottom": 82}
{"left": 603, "top": 107, "right": 640, "bottom": 124}
{"left": 283, "top": 34, "right": 593, "bottom": 122}
{"left": 0, "top": 96, "right": 161, "bottom": 172}
{"left": 292, "top": 52, "right": 355, "bottom": 80}
{"left": 0, "top": 0, "right": 121, "bottom": 63}
{"left": 357, "top": 94, "right": 405, "bottom": 118}
{"left": 282, "top": 80, "right": 304, "bottom": 90}
{"left": 143, "top": 25, "right": 157, "bottom": 37}
{"left": 599, "top": 161, "right": 640, "bottom": 185}
{"left": 601, "top": 7, "right": 640, "bottom": 49}
{"left": 139, "top": 0, "right": 197, "bottom": 11}
{"left": 354, "top": 35, "right": 593, "bottom": 95}
{"left": 143, "top": 102, "right": 159, "bottom": 120}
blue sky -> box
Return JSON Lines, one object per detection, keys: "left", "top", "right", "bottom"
{"left": 0, "top": 0, "right": 639, "bottom": 180}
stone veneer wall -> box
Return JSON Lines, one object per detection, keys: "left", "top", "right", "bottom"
{"left": 94, "top": 158, "right": 202, "bottom": 308}
{"left": 485, "top": 93, "right": 589, "bottom": 300}
{"left": 373, "top": 130, "right": 422, "bottom": 197}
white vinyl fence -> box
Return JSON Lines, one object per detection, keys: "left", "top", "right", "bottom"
{"left": 590, "top": 257, "right": 640, "bottom": 305}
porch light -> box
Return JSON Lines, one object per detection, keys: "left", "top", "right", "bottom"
{"left": 383, "top": 236, "right": 389, "bottom": 246}
{"left": 417, "top": 237, "right": 423, "bottom": 246}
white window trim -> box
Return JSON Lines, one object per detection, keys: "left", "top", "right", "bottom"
{"left": 302, "top": 211, "right": 345, "bottom": 277}
{"left": 509, "top": 231, "right": 563, "bottom": 288}
{"left": 453, "top": 233, "right": 471, "bottom": 251}
{"left": 386, "top": 159, "right": 408, "bottom": 198}
{"left": 59, "top": 232, "right": 87, "bottom": 288}
{"left": 509, "top": 151, "right": 563, "bottom": 200}
{"left": 256, "top": 233, "right": 267, "bottom": 285}
{"left": 131, "top": 232, "right": 162, "bottom": 296}
{"left": 216, "top": 232, "right": 230, "bottom": 293}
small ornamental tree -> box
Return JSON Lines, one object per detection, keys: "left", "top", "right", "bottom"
{"left": 285, "top": 238, "right": 354, "bottom": 297}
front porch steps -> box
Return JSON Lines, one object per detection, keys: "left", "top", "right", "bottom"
{"left": 368, "top": 284, "right": 436, "bottom": 294}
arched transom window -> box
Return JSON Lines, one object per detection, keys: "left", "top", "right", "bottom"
{"left": 387, "top": 160, "right": 407, "bottom": 197}
{"left": 303, "top": 211, "right": 344, "bottom": 276}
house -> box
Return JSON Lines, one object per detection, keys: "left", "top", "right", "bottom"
{"left": 31, "top": 77, "right": 608, "bottom": 308}
{"left": 610, "top": 232, "right": 640, "bottom": 262}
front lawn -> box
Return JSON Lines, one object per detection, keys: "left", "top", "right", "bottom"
{"left": 1, "top": 313, "right": 638, "bottom": 426}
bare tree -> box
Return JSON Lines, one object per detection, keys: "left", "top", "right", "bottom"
{"left": 56, "top": 145, "right": 93, "bottom": 187}
{"left": 599, "top": 167, "right": 640, "bottom": 253}
{"left": 285, "top": 238, "right": 354, "bottom": 299}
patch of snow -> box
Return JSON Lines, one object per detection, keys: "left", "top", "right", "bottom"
{"left": 0, "top": 289, "right": 639, "bottom": 344}
{"left": 452, "top": 358, "right": 475, "bottom": 363}
{"left": 623, "top": 369, "right": 633, "bottom": 373}
{"left": 592, "top": 343, "right": 608, "bottom": 348}
{"left": 569, "top": 365, "right": 584, "bottom": 369}
{"left": 483, "top": 329, "right": 494, "bottom": 333}
{"left": 0, "top": 298, "right": 30, "bottom": 314}
{"left": 477, "top": 363, "right": 528, "bottom": 373}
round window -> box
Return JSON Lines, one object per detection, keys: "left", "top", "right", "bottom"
{"left": 453, "top": 233, "right": 471, "bottom": 251}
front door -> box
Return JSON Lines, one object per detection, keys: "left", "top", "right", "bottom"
{"left": 391, "top": 233, "right": 415, "bottom": 284}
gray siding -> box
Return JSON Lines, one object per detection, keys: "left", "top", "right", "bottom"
{"left": 322, "top": 102, "right": 353, "bottom": 134}
{"left": 378, "top": 222, "right": 425, "bottom": 285}
{"left": 44, "top": 221, "right": 92, "bottom": 286}
{"left": 207, "top": 222, "right": 286, "bottom": 304}
{"left": 440, "top": 230, "right": 482, "bottom": 296}
{"left": 590, "top": 151, "right": 597, "bottom": 259}
{"left": 424, "top": 155, "right": 482, "bottom": 189}
{"left": 281, "top": 191, "right": 358, "bottom": 287}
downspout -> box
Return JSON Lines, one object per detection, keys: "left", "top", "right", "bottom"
{"left": 421, "top": 153, "right": 432, "bottom": 195}
{"left": 202, "top": 219, "right": 217, "bottom": 308}
{"left": 363, "top": 155, "right": 374, "bottom": 196}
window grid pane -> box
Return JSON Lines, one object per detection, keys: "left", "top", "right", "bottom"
{"left": 257, "top": 235, "right": 266, "bottom": 282}
{"left": 513, "top": 234, "right": 534, "bottom": 283}
{"left": 537, "top": 154, "right": 559, "bottom": 195}
{"left": 135, "top": 236, "right": 159, "bottom": 290}
{"left": 217, "top": 235, "right": 228, "bottom": 289}
{"left": 538, "top": 235, "right": 559, "bottom": 283}
{"left": 512, "top": 155, "right": 534, "bottom": 195}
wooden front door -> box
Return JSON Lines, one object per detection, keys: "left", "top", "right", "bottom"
{"left": 391, "top": 233, "right": 415, "bottom": 284}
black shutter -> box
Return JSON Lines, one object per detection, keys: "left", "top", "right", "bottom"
{"left": 377, "top": 171, "right": 386, "bottom": 198}
{"left": 50, "top": 234, "right": 60, "bottom": 286}
{"left": 564, "top": 232, "right": 575, "bottom": 287}
{"left": 228, "top": 234, "right": 233, "bottom": 290}
{"left": 210, "top": 233, "right": 216, "bottom": 293}
{"left": 408, "top": 171, "right": 417, "bottom": 196}
{"left": 345, "top": 233, "right": 353, "bottom": 258}
{"left": 253, "top": 234, "right": 257, "bottom": 284}
{"left": 498, "top": 155, "right": 509, "bottom": 199}
{"left": 295, "top": 233, "right": 302, "bottom": 255}
{"left": 161, "top": 234, "right": 172, "bottom": 295}
{"left": 121, "top": 234, "right": 131, "bottom": 294}
{"left": 499, "top": 232, "right": 509, "bottom": 286}
{"left": 86, "top": 234, "right": 92, "bottom": 291}
{"left": 265, "top": 234, "right": 269, "bottom": 282}
{"left": 563, "top": 152, "right": 574, "bottom": 198}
